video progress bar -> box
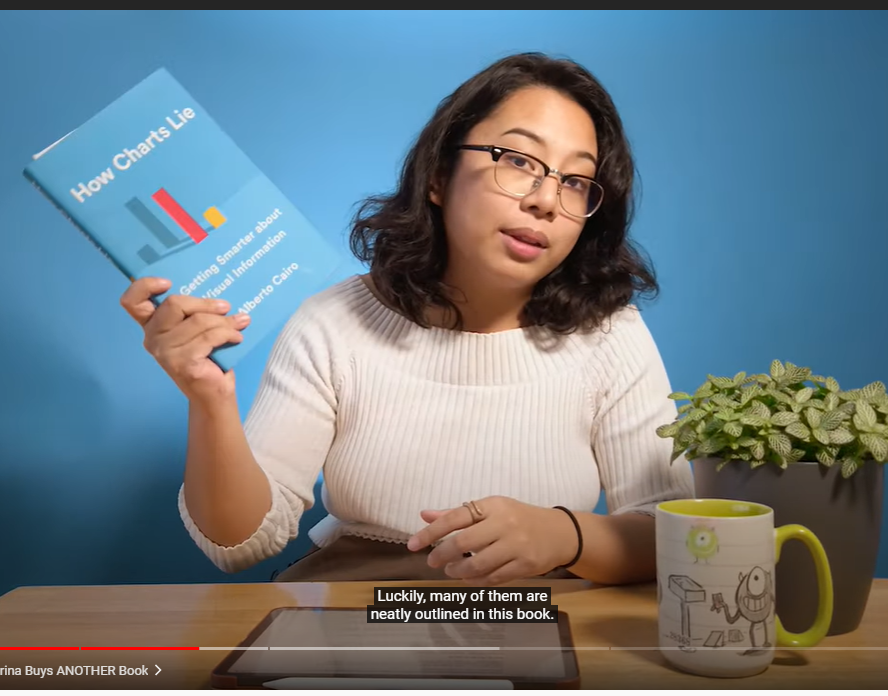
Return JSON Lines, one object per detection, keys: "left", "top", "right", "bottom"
{"left": 4, "top": 646, "right": 888, "bottom": 652}
{"left": 198, "top": 647, "right": 501, "bottom": 651}
{"left": 0, "top": 647, "right": 198, "bottom": 651}
{"left": 202, "top": 646, "right": 888, "bottom": 652}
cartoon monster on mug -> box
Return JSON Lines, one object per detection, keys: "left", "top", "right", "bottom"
{"left": 711, "top": 566, "right": 776, "bottom": 652}
{"left": 686, "top": 524, "right": 719, "bottom": 564}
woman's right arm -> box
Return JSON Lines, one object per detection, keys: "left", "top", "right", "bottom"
{"left": 120, "top": 276, "right": 336, "bottom": 572}
{"left": 183, "top": 393, "right": 272, "bottom": 549}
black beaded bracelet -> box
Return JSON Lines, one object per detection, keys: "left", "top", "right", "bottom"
{"left": 553, "top": 505, "right": 583, "bottom": 569}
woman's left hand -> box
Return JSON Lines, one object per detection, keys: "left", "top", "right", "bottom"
{"left": 406, "top": 496, "right": 578, "bottom": 586}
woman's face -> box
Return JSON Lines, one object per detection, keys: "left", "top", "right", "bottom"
{"left": 432, "top": 85, "right": 600, "bottom": 293}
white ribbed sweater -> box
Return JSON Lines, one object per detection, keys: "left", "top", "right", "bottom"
{"left": 178, "top": 275, "right": 694, "bottom": 572}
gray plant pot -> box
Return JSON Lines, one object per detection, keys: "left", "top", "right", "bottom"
{"left": 691, "top": 457, "right": 883, "bottom": 636}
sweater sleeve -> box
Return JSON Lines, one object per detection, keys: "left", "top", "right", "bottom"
{"left": 178, "top": 297, "right": 340, "bottom": 572}
{"left": 589, "top": 309, "right": 695, "bottom": 516}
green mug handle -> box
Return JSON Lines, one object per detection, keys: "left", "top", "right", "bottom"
{"left": 774, "top": 524, "right": 834, "bottom": 648}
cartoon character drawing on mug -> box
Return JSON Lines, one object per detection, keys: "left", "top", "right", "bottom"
{"left": 686, "top": 523, "right": 720, "bottom": 564}
{"left": 711, "top": 565, "right": 776, "bottom": 655}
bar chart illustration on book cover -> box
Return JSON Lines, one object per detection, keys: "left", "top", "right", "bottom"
{"left": 23, "top": 67, "right": 342, "bottom": 371}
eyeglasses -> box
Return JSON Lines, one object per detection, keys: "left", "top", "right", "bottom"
{"left": 458, "top": 144, "right": 604, "bottom": 218}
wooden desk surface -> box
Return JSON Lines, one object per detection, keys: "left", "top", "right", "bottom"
{"left": 0, "top": 578, "right": 885, "bottom": 688}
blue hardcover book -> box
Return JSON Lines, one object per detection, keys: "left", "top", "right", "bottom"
{"left": 24, "top": 67, "right": 342, "bottom": 372}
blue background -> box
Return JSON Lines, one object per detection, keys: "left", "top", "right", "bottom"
{"left": 1, "top": 10, "right": 886, "bottom": 595}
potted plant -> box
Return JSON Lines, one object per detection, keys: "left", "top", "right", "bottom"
{"left": 656, "top": 360, "right": 886, "bottom": 635}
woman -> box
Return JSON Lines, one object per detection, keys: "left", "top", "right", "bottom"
{"left": 120, "top": 52, "right": 694, "bottom": 586}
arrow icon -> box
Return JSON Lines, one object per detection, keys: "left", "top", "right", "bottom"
{"left": 155, "top": 665, "right": 161, "bottom": 676}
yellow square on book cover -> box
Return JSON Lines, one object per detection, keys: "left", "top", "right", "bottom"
{"left": 22, "top": 67, "right": 342, "bottom": 372}
{"left": 203, "top": 206, "right": 227, "bottom": 229}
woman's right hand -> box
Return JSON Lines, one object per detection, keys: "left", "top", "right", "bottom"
{"left": 119, "top": 277, "right": 250, "bottom": 405}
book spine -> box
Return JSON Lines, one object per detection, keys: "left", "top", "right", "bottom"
{"left": 23, "top": 171, "right": 137, "bottom": 282}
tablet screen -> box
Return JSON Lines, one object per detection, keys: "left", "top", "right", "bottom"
{"left": 215, "top": 607, "right": 577, "bottom": 686}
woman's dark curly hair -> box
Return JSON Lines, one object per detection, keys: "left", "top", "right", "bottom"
{"left": 349, "top": 51, "right": 658, "bottom": 334}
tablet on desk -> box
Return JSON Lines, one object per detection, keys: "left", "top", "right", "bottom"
{"left": 210, "top": 607, "right": 580, "bottom": 689}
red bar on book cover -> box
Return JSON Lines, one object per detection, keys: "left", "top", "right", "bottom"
{"left": 152, "top": 188, "right": 207, "bottom": 243}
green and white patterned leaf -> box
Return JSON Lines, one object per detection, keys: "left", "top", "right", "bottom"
{"left": 768, "top": 432, "right": 792, "bottom": 457}
{"left": 733, "top": 371, "right": 747, "bottom": 384}
{"left": 751, "top": 441, "right": 766, "bottom": 460}
{"left": 677, "top": 403, "right": 694, "bottom": 414}
{"left": 816, "top": 448, "right": 837, "bottom": 466}
{"left": 826, "top": 376, "right": 840, "bottom": 393}
{"left": 841, "top": 459, "right": 859, "bottom": 478}
{"left": 704, "top": 418, "right": 724, "bottom": 434}
{"left": 694, "top": 383, "right": 715, "bottom": 399}
{"left": 787, "top": 448, "right": 806, "bottom": 463}
{"left": 820, "top": 409, "right": 847, "bottom": 431}
{"left": 824, "top": 393, "right": 840, "bottom": 411}
{"left": 657, "top": 423, "right": 680, "bottom": 438}
{"left": 738, "top": 437, "right": 758, "bottom": 448}
{"left": 748, "top": 401, "right": 772, "bottom": 419}
{"left": 768, "top": 388, "right": 793, "bottom": 405}
{"left": 862, "top": 381, "right": 886, "bottom": 400}
{"left": 806, "top": 408, "right": 822, "bottom": 429}
{"left": 818, "top": 409, "right": 839, "bottom": 428}
{"left": 712, "top": 394, "right": 737, "bottom": 409}
{"left": 741, "top": 385, "right": 764, "bottom": 404}
{"left": 771, "top": 411, "right": 800, "bottom": 426}
{"left": 714, "top": 410, "right": 738, "bottom": 422}
{"left": 840, "top": 391, "right": 859, "bottom": 403}
{"left": 751, "top": 459, "right": 767, "bottom": 469}
{"left": 699, "top": 438, "right": 726, "bottom": 454}
{"left": 785, "top": 422, "right": 812, "bottom": 440}
{"left": 813, "top": 428, "right": 832, "bottom": 445}
{"left": 861, "top": 434, "right": 888, "bottom": 462}
{"left": 794, "top": 387, "right": 814, "bottom": 404}
{"left": 688, "top": 408, "right": 708, "bottom": 422}
{"left": 740, "top": 414, "right": 768, "bottom": 428}
{"left": 785, "top": 366, "right": 811, "bottom": 384}
{"left": 829, "top": 428, "right": 854, "bottom": 445}
{"left": 724, "top": 421, "right": 744, "bottom": 438}
{"left": 839, "top": 401, "right": 857, "bottom": 415}
{"left": 669, "top": 391, "right": 692, "bottom": 401}
{"left": 678, "top": 428, "right": 696, "bottom": 446}
{"left": 709, "top": 376, "right": 736, "bottom": 390}
{"left": 770, "top": 360, "right": 786, "bottom": 379}
{"left": 855, "top": 402, "right": 878, "bottom": 429}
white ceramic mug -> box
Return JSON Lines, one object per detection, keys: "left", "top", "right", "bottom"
{"left": 655, "top": 498, "right": 833, "bottom": 678}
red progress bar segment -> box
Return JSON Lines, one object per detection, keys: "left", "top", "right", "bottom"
{"left": 0, "top": 647, "right": 79, "bottom": 650}
{"left": 151, "top": 188, "right": 207, "bottom": 243}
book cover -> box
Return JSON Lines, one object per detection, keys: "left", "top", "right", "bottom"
{"left": 23, "top": 67, "right": 342, "bottom": 372}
